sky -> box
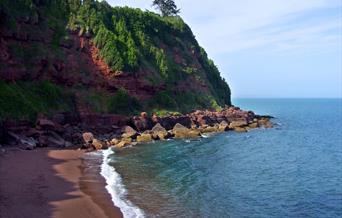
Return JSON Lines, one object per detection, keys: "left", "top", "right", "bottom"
{"left": 108, "top": 0, "right": 342, "bottom": 98}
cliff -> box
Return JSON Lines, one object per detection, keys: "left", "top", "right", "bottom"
{"left": 0, "top": 0, "right": 231, "bottom": 122}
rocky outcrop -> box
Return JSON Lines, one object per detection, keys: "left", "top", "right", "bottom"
{"left": 0, "top": 106, "right": 273, "bottom": 151}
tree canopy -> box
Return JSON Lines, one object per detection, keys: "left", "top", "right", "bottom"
{"left": 152, "top": 0, "right": 180, "bottom": 16}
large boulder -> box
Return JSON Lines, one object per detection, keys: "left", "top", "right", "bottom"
{"left": 20, "top": 137, "right": 37, "bottom": 150}
{"left": 137, "top": 133, "right": 153, "bottom": 143}
{"left": 258, "top": 118, "right": 273, "bottom": 128}
{"left": 151, "top": 123, "right": 168, "bottom": 140}
{"left": 218, "top": 121, "right": 229, "bottom": 132}
{"left": 200, "top": 126, "right": 218, "bottom": 133}
{"left": 115, "top": 137, "right": 132, "bottom": 148}
{"left": 172, "top": 123, "right": 200, "bottom": 139}
{"left": 131, "top": 114, "right": 153, "bottom": 132}
{"left": 248, "top": 122, "right": 259, "bottom": 129}
{"left": 229, "top": 119, "right": 248, "bottom": 129}
{"left": 196, "top": 115, "right": 216, "bottom": 127}
{"left": 234, "top": 127, "right": 247, "bottom": 133}
{"left": 156, "top": 115, "right": 192, "bottom": 130}
{"left": 121, "top": 126, "right": 138, "bottom": 139}
{"left": 110, "top": 138, "right": 120, "bottom": 146}
{"left": 92, "top": 139, "right": 107, "bottom": 150}
{"left": 82, "top": 132, "right": 94, "bottom": 142}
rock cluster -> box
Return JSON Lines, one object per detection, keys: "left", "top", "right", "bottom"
{"left": 0, "top": 107, "right": 273, "bottom": 151}
{"left": 85, "top": 107, "right": 273, "bottom": 150}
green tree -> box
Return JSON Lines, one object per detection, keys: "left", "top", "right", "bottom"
{"left": 152, "top": 0, "right": 180, "bottom": 16}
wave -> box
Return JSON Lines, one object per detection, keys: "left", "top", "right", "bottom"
{"left": 100, "top": 148, "right": 145, "bottom": 218}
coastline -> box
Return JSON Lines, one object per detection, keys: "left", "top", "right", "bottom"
{"left": 0, "top": 148, "right": 123, "bottom": 218}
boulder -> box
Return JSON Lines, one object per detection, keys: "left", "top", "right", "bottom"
{"left": 19, "top": 137, "right": 37, "bottom": 150}
{"left": 82, "top": 132, "right": 94, "bottom": 148}
{"left": 157, "top": 115, "right": 192, "bottom": 130}
{"left": 110, "top": 138, "right": 120, "bottom": 146}
{"left": 46, "top": 132, "right": 66, "bottom": 147}
{"left": 200, "top": 126, "right": 218, "bottom": 133}
{"left": 131, "top": 116, "right": 153, "bottom": 132}
{"left": 115, "top": 138, "right": 132, "bottom": 148}
{"left": 140, "top": 112, "right": 148, "bottom": 118}
{"left": 229, "top": 119, "right": 248, "bottom": 129}
{"left": 36, "top": 118, "right": 55, "bottom": 130}
{"left": 248, "top": 122, "right": 258, "bottom": 129}
{"left": 92, "top": 139, "right": 107, "bottom": 150}
{"left": 173, "top": 123, "right": 200, "bottom": 139}
{"left": 121, "top": 126, "right": 138, "bottom": 139}
{"left": 258, "top": 118, "right": 273, "bottom": 128}
{"left": 137, "top": 133, "right": 153, "bottom": 143}
{"left": 151, "top": 123, "right": 168, "bottom": 140}
{"left": 196, "top": 115, "right": 216, "bottom": 126}
{"left": 218, "top": 121, "right": 229, "bottom": 132}
{"left": 38, "top": 131, "right": 66, "bottom": 147}
{"left": 234, "top": 127, "right": 247, "bottom": 133}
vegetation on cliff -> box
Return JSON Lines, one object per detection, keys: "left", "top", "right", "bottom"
{"left": 0, "top": 0, "right": 231, "bottom": 121}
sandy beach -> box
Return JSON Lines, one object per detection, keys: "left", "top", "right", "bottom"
{"left": 0, "top": 148, "right": 123, "bottom": 218}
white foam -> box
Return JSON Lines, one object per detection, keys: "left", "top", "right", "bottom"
{"left": 100, "top": 148, "right": 145, "bottom": 218}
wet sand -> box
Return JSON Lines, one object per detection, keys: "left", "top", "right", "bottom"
{"left": 0, "top": 148, "right": 123, "bottom": 218}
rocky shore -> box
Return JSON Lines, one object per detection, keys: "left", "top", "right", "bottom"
{"left": 0, "top": 106, "right": 273, "bottom": 151}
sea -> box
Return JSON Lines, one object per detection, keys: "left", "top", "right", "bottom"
{"left": 99, "top": 99, "right": 342, "bottom": 218}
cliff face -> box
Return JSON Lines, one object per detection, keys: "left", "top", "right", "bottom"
{"left": 0, "top": 0, "right": 231, "bottom": 121}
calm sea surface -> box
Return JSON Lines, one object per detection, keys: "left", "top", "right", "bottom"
{"left": 107, "top": 99, "right": 342, "bottom": 217}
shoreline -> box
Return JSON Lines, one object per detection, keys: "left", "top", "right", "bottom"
{"left": 0, "top": 148, "right": 123, "bottom": 218}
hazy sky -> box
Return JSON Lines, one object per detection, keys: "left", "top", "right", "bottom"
{"left": 108, "top": 0, "right": 342, "bottom": 98}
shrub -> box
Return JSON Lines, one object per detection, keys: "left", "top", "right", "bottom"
{"left": 108, "top": 88, "right": 141, "bottom": 115}
{"left": 0, "top": 80, "right": 74, "bottom": 121}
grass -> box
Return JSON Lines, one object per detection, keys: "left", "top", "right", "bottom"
{"left": 0, "top": 80, "right": 75, "bottom": 121}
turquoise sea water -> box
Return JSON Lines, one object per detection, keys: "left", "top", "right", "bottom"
{"left": 106, "top": 99, "right": 342, "bottom": 217}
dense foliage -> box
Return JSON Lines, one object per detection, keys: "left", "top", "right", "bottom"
{"left": 0, "top": 0, "right": 231, "bottom": 119}
{"left": 0, "top": 80, "right": 75, "bottom": 121}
